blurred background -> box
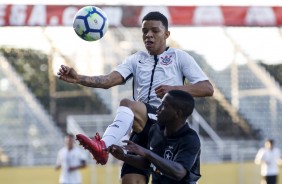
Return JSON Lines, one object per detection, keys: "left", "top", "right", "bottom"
{"left": 0, "top": 0, "right": 282, "bottom": 184}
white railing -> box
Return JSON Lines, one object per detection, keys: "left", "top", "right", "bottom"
{"left": 0, "top": 55, "right": 63, "bottom": 166}
{"left": 0, "top": 55, "right": 62, "bottom": 137}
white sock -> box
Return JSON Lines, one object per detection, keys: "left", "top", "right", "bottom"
{"left": 102, "top": 106, "right": 134, "bottom": 148}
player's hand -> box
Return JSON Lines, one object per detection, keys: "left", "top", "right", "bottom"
{"left": 68, "top": 166, "right": 77, "bottom": 172}
{"left": 122, "top": 140, "right": 148, "bottom": 157}
{"left": 108, "top": 144, "right": 126, "bottom": 160}
{"left": 57, "top": 65, "right": 79, "bottom": 84}
{"left": 155, "top": 85, "right": 174, "bottom": 99}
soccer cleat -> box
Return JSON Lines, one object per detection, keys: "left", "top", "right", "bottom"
{"left": 76, "top": 133, "right": 108, "bottom": 165}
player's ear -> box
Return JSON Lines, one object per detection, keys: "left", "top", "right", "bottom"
{"left": 176, "top": 109, "right": 182, "bottom": 118}
{"left": 165, "top": 30, "right": 170, "bottom": 39}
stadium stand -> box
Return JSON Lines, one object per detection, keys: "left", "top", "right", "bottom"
{"left": 0, "top": 55, "right": 64, "bottom": 166}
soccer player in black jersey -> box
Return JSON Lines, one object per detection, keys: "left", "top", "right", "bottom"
{"left": 108, "top": 90, "right": 201, "bottom": 184}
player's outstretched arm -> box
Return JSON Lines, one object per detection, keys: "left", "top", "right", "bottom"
{"left": 145, "top": 151, "right": 187, "bottom": 181}
{"left": 68, "top": 160, "right": 87, "bottom": 171}
{"left": 58, "top": 65, "right": 124, "bottom": 89}
{"left": 185, "top": 80, "right": 214, "bottom": 97}
{"left": 155, "top": 80, "right": 214, "bottom": 99}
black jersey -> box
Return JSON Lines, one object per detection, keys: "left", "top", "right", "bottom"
{"left": 148, "top": 123, "right": 201, "bottom": 184}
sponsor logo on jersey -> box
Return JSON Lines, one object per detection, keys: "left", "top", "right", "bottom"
{"left": 160, "top": 55, "right": 173, "bottom": 65}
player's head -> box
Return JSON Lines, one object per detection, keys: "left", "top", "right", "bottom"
{"left": 157, "top": 90, "right": 195, "bottom": 126}
{"left": 65, "top": 133, "right": 75, "bottom": 149}
{"left": 142, "top": 11, "right": 168, "bottom": 30}
{"left": 265, "top": 139, "right": 274, "bottom": 149}
{"left": 141, "top": 11, "right": 170, "bottom": 55}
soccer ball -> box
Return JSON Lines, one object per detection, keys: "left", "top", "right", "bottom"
{"left": 73, "top": 6, "right": 109, "bottom": 41}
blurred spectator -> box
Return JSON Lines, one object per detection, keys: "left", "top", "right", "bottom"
{"left": 55, "top": 133, "right": 87, "bottom": 184}
{"left": 255, "top": 139, "right": 282, "bottom": 184}
{"left": 0, "top": 148, "right": 10, "bottom": 166}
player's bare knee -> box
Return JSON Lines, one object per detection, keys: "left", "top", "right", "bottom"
{"left": 119, "top": 99, "right": 146, "bottom": 133}
{"left": 120, "top": 98, "right": 134, "bottom": 109}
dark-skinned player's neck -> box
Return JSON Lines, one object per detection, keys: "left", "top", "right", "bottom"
{"left": 164, "top": 121, "right": 186, "bottom": 136}
{"left": 148, "top": 46, "right": 169, "bottom": 56}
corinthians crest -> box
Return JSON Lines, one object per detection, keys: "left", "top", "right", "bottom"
{"left": 160, "top": 55, "right": 173, "bottom": 65}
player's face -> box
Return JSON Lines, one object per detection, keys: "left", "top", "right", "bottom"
{"left": 141, "top": 20, "right": 170, "bottom": 55}
{"left": 156, "top": 94, "right": 176, "bottom": 125}
{"left": 65, "top": 136, "right": 74, "bottom": 149}
{"left": 265, "top": 141, "right": 272, "bottom": 149}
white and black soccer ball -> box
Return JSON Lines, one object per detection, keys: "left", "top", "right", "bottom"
{"left": 73, "top": 6, "right": 109, "bottom": 41}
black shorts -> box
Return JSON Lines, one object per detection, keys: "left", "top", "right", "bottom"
{"left": 120, "top": 103, "right": 157, "bottom": 183}
{"left": 264, "top": 175, "right": 277, "bottom": 184}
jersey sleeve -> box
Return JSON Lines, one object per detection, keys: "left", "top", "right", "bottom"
{"left": 173, "top": 133, "right": 201, "bottom": 181}
{"left": 254, "top": 148, "right": 265, "bottom": 164}
{"left": 179, "top": 51, "right": 209, "bottom": 84}
{"left": 114, "top": 54, "right": 136, "bottom": 83}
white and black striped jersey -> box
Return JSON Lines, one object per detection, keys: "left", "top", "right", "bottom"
{"left": 114, "top": 47, "right": 209, "bottom": 107}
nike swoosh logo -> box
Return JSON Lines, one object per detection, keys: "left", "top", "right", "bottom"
{"left": 109, "top": 124, "right": 119, "bottom": 128}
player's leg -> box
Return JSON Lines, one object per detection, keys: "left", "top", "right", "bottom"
{"left": 102, "top": 98, "right": 147, "bottom": 146}
{"left": 120, "top": 98, "right": 148, "bottom": 133}
{"left": 120, "top": 137, "right": 149, "bottom": 184}
{"left": 76, "top": 98, "right": 148, "bottom": 164}
{"left": 120, "top": 102, "right": 157, "bottom": 184}
{"left": 105, "top": 99, "right": 149, "bottom": 183}
{"left": 121, "top": 173, "right": 148, "bottom": 184}
{"left": 262, "top": 176, "right": 267, "bottom": 184}
{"left": 120, "top": 132, "right": 149, "bottom": 184}
{"left": 266, "top": 175, "right": 276, "bottom": 184}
